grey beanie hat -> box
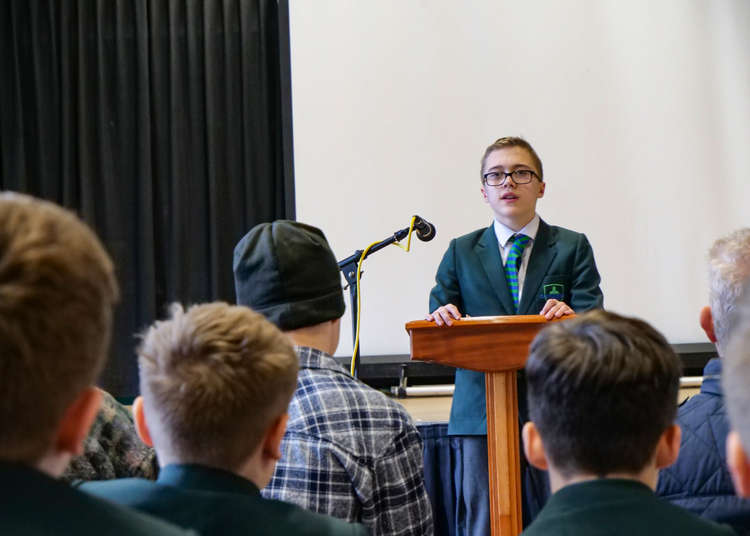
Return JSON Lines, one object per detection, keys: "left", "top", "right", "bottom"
{"left": 232, "top": 220, "right": 345, "bottom": 331}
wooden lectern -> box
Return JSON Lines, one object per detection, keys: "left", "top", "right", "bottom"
{"left": 405, "top": 315, "right": 561, "bottom": 536}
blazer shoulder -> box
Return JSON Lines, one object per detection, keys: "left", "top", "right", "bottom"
{"left": 452, "top": 226, "right": 492, "bottom": 249}
{"left": 543, "top": 222, "right": 589, "bottom": 244}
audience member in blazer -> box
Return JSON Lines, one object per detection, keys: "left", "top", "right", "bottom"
{"left": 427, "top": 136, "right": 603, "bottom": 532}
{"left": 82, "top": 302, "right": 365, "bottom": 536}
{"left": 657, "top": 229, "right": 750, "bottom": 533}
{"left": 521, "top": 310, "right": 734, "bottom": 536}
{"left": 0, "top": 193, "right": 190, "bottom": 536}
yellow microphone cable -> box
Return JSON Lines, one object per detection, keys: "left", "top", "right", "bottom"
{"left": 350, "top": 216, "right": 417, "bottom": 375}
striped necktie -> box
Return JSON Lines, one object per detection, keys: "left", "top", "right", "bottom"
{"left": 505, "top": 234, "right": 531, "bottom": 310}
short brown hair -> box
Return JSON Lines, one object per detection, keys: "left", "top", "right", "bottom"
{"left": 480, "top": 136, "right": 544, "bottom": 181}
{"left": 525, "top": 310, "right": 681, "bottom": 478}
{"left": 138, "top": 302, "right": 299, "bottom": 470}
{"left": 0, "top": 193, "right": 119, "bottom": 463}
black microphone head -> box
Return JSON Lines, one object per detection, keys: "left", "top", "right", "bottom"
{"left": 417, "top": 222, "right": 436, "bottom": 242}
{"left": 413, "top": 216, "right": 436, "bottom": 242}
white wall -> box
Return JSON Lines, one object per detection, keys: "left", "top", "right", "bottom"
{"left": 289, "top": 0, "right": 750, "bottom": 358}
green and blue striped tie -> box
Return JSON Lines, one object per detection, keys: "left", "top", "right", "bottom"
{"left": 505, "top": 234, "right": 531, "bottom": 310}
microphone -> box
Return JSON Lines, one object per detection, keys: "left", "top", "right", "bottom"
{"left": 412, "top": 215, "right": 436, "bottom": 242}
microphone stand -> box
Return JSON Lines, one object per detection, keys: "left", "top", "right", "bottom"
{"left": 337, "top": 226, "right": 412, "bottom": 378}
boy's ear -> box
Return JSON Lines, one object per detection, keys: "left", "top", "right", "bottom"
{"left": 727, "top": 431, "right": 750, "bottom": 497}
{"left": 55, "top": 387, "right": 102, "bottom": 456}
{"left": 263, "top": 413, "right": 289, "bottom": 461}
{"left": 522, "top": 421, "right": 549, "bottom": 471}
{"left": 655, "top": 424, "right": 681, "bottom": 469}
{"left": 699, "top": 306, "right": 717, "bottom": 344}
{"left": 536, "top": 180, "right": 546, "bottom": 199}
{"left": 480, "top": 185, "right": 489, "bottom": 203}
{"left": 132, "top": 396, "right": 154, "bottom": 447}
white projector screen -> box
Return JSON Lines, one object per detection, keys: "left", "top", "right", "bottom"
{"left": 288, "top": 0, "right": 750, "bottom": 358}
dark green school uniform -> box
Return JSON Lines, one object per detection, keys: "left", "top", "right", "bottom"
{"left": 0, "top": 462, "right": 192, "bottom": 535}
{"left": 523, "top": 478, "right": 736, "bottom": 536}
{"left": 430, "top": 219, "right": 603, "bottom": 435}
{"left": 82, "top": 463, "right": 367, "bottom": 536}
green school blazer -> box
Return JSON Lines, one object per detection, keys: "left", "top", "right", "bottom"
{"left": 429, "top": 219, "right": 603, "bottom": 435}
{"left": 523, "top": 479, "right": 735, "bottom": 536}
{"left": 81, "top": 464, "right": 367, "bottom": 536}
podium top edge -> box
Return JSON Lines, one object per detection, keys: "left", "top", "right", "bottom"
{"left": 405, "top": 314, "right": 575, "bottom": 331}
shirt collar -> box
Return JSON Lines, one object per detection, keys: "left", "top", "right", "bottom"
{"left": 295, "top": 345, "right": 349, "bottom": 374}
{"left": 493, "top": 214, "right": 540, "bottom": 248}
{"left": 157, "top": 464, "right": 260, "bottom": 496}
{"left": 700, "top": 357, "right": 722, "bottom": 396}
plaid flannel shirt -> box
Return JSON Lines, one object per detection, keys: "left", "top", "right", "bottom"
{"left": 263, "top": 346, "right": 433, "bottom": 536}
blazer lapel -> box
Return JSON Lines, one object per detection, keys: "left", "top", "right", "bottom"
{"left": 475, "top": 225, "right": 516, "bottom": 314}
{"left": 519, "top": 220, "right": 558, "bottom": 314}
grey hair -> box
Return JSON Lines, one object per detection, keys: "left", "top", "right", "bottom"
{"left": 723, "top": 279, "right": 750, "bottom": 451}
{"left": 708, "top": 228, "right": 750, "bottom": 354}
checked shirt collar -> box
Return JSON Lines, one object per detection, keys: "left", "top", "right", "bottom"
{"left": 294, "top": 345, "right": 349, "bottom": 374}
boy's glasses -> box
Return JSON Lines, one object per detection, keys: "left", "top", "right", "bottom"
{"left": 482, "top": 169, "right": 538, "bottom": 186}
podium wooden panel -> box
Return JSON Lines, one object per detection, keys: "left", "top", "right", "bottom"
{"left": 405, "top": 315, "right": 561, "bottom": 536}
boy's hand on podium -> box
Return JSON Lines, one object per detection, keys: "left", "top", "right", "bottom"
{"left": 426, "top": 304, "right": 461, "bottom": 326}
{"left": 540, "top": 299, "right": 574, "bottom": 320}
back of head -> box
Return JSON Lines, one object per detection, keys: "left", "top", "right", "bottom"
{"left": 0, "top": 192, "right": 118, "bottom": 463}
{"left": 724, "top": 283, "right": 750, "bottom": 452}
{"left": 526, "top": 310, "right": 681, "bottom": 478}
{"left": 138, "top": 302, "right": 299, "bottom": 470}
{"left": 480, "top": 136, "right": 544, "bottom": 181}
{"left": 708, "top": 228, "right": 750, "bottom": 353}
{"left": 232, "top": 220, "right": 345, "bottom": 331}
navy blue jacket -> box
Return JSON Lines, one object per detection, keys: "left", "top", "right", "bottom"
{"left": 658, "top": 359, "right": 750, "bottom": 535}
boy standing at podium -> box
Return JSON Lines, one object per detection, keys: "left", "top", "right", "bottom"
{"left": 427, "top": 136, "right": 603, "bottom": 534}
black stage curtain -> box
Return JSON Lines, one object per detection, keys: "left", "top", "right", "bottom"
{"left": 0, "top": 0, "right": 295, "bottom": 396}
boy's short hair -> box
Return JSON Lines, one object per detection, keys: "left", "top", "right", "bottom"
{"left": 480, "top": 136, "right": 544, "bottom": 181}
{"left": 138, "top": 302, "right": 299, "bottom": 470}
{"left": 0, "top": 192, "right": 119, "bottom": 463}
{"left": 525, "top": 310, "right": 681, "bottom": 478}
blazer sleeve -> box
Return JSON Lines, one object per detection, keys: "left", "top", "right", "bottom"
{"left": 570, "top": 234, "right": 604, "bottom": 312}
{"left": 429, "top": 239, "right": 462, "bottom": 313}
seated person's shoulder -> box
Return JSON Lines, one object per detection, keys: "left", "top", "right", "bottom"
{"left": 287, "top": 373, "right": 421, "bottom": 460}
{"left": 657, "top": 496, "right": 738, "bottom": 535}
{"left": 63, "top": 390, "right": 157, "bottom": 483}
{"left": 313, "top": 371, "right": 418, "bottom": 430}
{"left": 83, "top": 491, "right": 198, "bottom": 536}
{"left": 301, "top": 362, "right": 415, "bottom": 423}
{"left": 79, "top": 477, "right": 157, "bottom": 507}
{"left": 1, "top": 471, "right": 192, "bottom": 536}
{"left": 257, "top": 494, "right": 368, "bottom": 536}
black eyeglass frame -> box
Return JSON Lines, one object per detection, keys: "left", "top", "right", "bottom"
{"left": 482, "top": 169, "right": 539, "bottom": 186}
